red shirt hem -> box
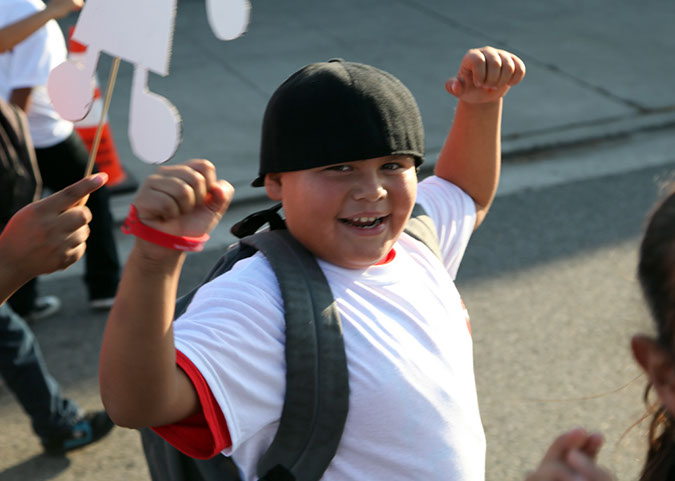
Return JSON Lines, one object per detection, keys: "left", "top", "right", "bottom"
{"left": 151, "top": 350, "right": 232, "bottom": 459}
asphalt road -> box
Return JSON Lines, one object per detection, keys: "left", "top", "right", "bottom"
{"left": 2, "top": 126, "right": 674, "bottom": 480}
{"left": 3, "top": 0, "right": 675, "bottom": 478}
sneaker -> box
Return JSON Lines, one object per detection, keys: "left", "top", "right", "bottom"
{"left": 24, "top": 296, "right": 61, "bottom": 323}
{"left": 42, "top": 411, "right": 115, "bottom": 455}
{"left": 89, "top": 296, "right": 116, "bottom": 311}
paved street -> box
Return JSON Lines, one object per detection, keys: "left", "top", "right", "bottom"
{"left": 2, "top": 0, "right": 675, "bottom": 479}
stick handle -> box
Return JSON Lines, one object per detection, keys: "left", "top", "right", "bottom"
{"left": 84, "top": 56, "right": 121, "bottom": 178}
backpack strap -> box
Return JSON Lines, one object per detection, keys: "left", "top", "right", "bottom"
{"left": 230, "top": 203, "right": 285, "bottom": 238}
{"left": 169, "top": 204, "right": 436, "bottom": 481}
{"left": 404, "top": 203, "right": 442, "bottom": 260}
{"left": 241, "top": 231, "right": 349, "bottom": 481}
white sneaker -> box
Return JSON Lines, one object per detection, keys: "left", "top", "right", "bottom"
{"left": 24, "top": 296, "right": 61, "bottom": 323}
{"left": 89, "top": 297, "right": 116, "bottom": 311}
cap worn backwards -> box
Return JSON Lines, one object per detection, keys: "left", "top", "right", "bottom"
{"left": 252, "top": 59, "right": 425, "bottom": 187}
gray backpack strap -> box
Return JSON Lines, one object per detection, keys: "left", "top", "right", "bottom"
{"left": 242, "top": 231, "right": 349, "bottom": 481}
{"left": 147, "top": 230, "right": 347, "bottom": 481}
{"left": 404, "top": 203, "right": 442, "bottom": 260}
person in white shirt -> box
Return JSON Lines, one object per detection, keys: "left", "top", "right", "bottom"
{"left": 0, "top": 0, "right": 120, "bottom": 319}
{"left": 101, "top": 47, "right": 525, "bottom": 480}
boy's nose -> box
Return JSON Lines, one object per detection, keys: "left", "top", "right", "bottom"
{"left": 352, "top": 173, "right": 387, "bottom": 202}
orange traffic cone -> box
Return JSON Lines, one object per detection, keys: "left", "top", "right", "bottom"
{"left": 67, "top": 28, "right": 136, "bottom": 193}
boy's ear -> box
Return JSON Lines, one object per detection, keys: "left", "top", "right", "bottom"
{"left": 264, "top": 173, "right": 283, "bottom": 201}
{"left": 632, "top": 335, "right": 675, "bottom": 412}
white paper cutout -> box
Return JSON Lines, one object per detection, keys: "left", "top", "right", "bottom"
{"left": 129, "top": 69, "right": 183, "bottom": 164}
{"left": 207, "top": 0, "right": 251, "bottom": 41}
{"left": 47, "top": 49, "right": 98, "bottom": 122}
{"left": 47, "top": 0, "right": 250, "bottom": 165}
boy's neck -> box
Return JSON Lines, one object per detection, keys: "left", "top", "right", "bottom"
{"left": 374, "top": 248, "right": 396, "bottom": 266}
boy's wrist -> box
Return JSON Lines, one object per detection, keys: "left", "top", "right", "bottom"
{"left": 457, "top": 97, "right": 502, "bottom": 110}
{"left": 132, "top": 238, "right": 186, "bottom": 269}
{"left": 40, "top": 6, "right": 58, "bottom": 21}
{"left": 43, "top": 2, "right": 71, "bottom": 20}
{"left": 122, "top": 204, "right": 209, "bottom": 252}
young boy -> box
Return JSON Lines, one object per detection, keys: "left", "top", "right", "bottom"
{"left": 100, "top": 47, "right": 525, "bottom": 480}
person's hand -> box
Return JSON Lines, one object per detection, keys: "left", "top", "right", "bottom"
{"left": 132, "top": 159, "right": 234, "bottom": 251}
{"left": 0, "top": 172, "right": 108, "bottom": 281}
{"left": 45, "top": 0, "right": 84, "bottom": 20}
{"left": 446, "top": 46, "right": 526, "bottom": 104}
{"left": 525, "top": 428, "right": 613, "bottom": 481}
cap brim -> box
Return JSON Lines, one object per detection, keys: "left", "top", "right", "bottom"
{"left": 251, "top": 175, "right": 265, "bottom": 187}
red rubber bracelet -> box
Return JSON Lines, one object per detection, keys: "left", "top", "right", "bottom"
{"left": 121, "top": 205, "right": 210, "bottom": 252}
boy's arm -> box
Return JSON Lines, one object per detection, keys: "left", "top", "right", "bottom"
{"left": 0, "top": 0, "right": 82, "bottom": 53}
{"left": 0, "top": 173, "right": 107, "bottom": 305}
{"left": 100, "top": 159, "right": 233, "bottom": 429}
{"left": 435, "top": 47, "right": 525, "bottom": 230}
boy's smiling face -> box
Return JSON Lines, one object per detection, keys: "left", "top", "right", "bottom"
{"left": 265, "top": 155, "right": 418, "bottom": 269}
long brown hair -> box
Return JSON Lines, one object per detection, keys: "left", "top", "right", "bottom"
{"left": 637, "top": 189, "right": 675, "bottom": 481}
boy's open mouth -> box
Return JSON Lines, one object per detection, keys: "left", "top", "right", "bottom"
{"left": 340, "top": 216, "right": 386, "bottom": 229}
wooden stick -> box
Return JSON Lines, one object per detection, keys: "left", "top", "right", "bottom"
{"left": 84, "top": 56, "right": 121, "bottom": 178}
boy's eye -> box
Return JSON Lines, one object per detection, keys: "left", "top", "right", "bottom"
{"left": 382, "top": 162, "right": 402, "bottom": 170}
{"left": 325, "top": 165, "right": 352, "bottom": 172}
{"left": 382, "top": 156, "right": 415, "bottom": 171}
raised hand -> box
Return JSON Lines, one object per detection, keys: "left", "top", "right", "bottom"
{"left": 0, "top": 172, "right": 108, "bottom": 283}
{"left": 446, "top": 46, "right": 526, "bottom": 104}
{"left": 133, "top": 159, "right": 234, "bottom": 240}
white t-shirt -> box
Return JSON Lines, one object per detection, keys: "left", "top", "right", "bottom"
{"left": 0, "top": 0, "right": 73, "bottom": 147}
{"left": 171, "top": 176, "right": 485, "bottom": 480}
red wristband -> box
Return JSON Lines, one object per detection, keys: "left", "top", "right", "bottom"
{"left": 121, "top": 205, "right": 210, "bottom": 252}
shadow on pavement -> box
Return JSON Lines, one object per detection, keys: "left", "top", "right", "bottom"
{"left": 0, "top": 454, "right": 70, "bottom": 481}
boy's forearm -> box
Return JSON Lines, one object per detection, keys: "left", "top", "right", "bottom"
{"left": 0, "top": 8, "right": 53, "bottom": 53}
{"left": 100, "top": 240, "right": 195, "bottom": 428}
{"left": 435, "top": 99, "right": 502, "bottom": 228}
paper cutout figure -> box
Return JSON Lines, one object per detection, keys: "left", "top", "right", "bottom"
{"left": 207, "top": 0, "right": 251, "bottom": 40}
{"left": 47, "top": 0, "right": 251, "bottom": 164}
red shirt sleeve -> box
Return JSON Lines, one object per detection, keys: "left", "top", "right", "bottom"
{"left": 151, "top": 350, "right": 233, "bottom": 459}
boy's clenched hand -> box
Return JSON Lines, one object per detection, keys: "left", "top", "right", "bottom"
{"left": 446, "top": 46, "right": 525, "bottom": 104}
{"left": 133, "top": 159, "right": 234, "bottom": 244}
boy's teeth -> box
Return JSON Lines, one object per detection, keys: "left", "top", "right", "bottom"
{"left": 342, "top": 216, "right": 383, "bottom": 229}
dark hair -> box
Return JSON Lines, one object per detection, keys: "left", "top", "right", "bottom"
{"left": 637, "top": 187, "right": 675, "bottom": 481}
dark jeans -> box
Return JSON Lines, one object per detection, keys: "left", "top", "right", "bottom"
{"left": 0, "top": 303, "right": 81, "bottom": 439}
{"left": 8, "top": 132, "right": 120, "bottom": 313}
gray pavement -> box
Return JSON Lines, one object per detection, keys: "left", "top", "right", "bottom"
{"left": 57, "top": 0, "right": 675, "bottom": 265}
{"left": 58, "top": 0, "right": 675, "bottom": 211}
{"left": 2, "top": 1, "right": 675, "bottom": 480}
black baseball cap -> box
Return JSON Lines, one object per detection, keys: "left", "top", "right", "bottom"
{"left": 252, "top": 59, "right": 424, "bottom": 187}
